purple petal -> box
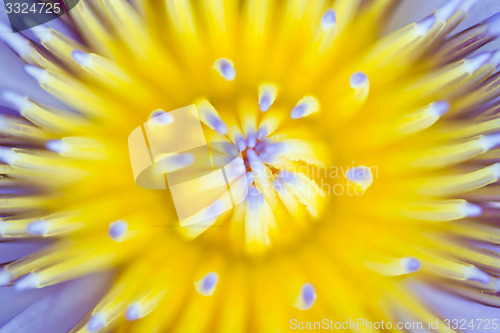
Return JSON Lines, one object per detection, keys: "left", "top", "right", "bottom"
{"left": 0, "top": 272, "right": 113, "bottom": 333}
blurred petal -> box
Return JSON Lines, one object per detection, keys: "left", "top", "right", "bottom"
{"left": 0, "top": 3, "right": 73, "bottom": 108}
{"left": 413, "top": 281, "right": 500, "bottom": 325}
{"left": 0, "top": 272, "right": 112, "bottom": 333}
{"left": 0, "top": 285, "right": 53, "bottom": 327}
{"left": 0, "top": 241, "right": 49, "bottom": 263}
{"left": 385, "top": 0, "right": 449, "bottom": 32}
{"left": 458, "top": 0, "right": 500, "bottom": 51}
{"left": 387, "top": 0, "right": 500, "bottom": 54}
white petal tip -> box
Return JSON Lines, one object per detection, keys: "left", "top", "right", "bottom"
{"left": 486, "top": 12, "right": 500, "bottom": 37}
{"left": 465, "top": 266, "right": 491, "bottom": 284}
{"left": 415, "top": 15, "right": 437, "bottom": 36}
{"left": 489, "top": 49, "right": 500, "bottom": 68}
{"left": 429, "top": 101, "right": 450, "bottom": 117}
{"left": 0, "top": 90, "right": 31, "bottom": 111}
{"left": 436, "top": 0, "right": 461, "bottom": 22}
{"left": 126, "top": 303, "right": 142, "bottom": 321}
{"left": 0, "top": 269, "right": 12, "bottom": 286}
{"left": 0, "top": 221, "right": 6, "bottom": 236}
{"left": 460, "top": 0, "right": 479, "bottom": 12}
{"left": 462, "top": 202, "right": 482, "bottom": 217}
{"left": 71, "top": 50, "right": 92, "bottom": 67}
{"left": 24, "top": 65, "right": 49, "bottom": 83}
{"left": 320, "top": 9, "right": 337, "bottom": 29}
{"left": 32, "top": 26, "right": 52, "bottom": 43}
{"left": 402, "top": 257, "right": 421, "bottom": 273}
{"left": 15, "top": 273, "right": 41, "bottom": 290}
{"left": 87, "top": 313, "right": 107, "bottom": 332}
{"left": 46, "top": 140, "right": 70, "bottom": 154}
{"left": 0, "top": 31, "right": 31, "bottom": 57}
{"left": 478, "top": 134, "right": 500, "bottom": 151}
{"left": 27, "top": 220, "right": 49, "bottom": 236}
{"left": 463, "top": 53, "right": 491, "bottom": 74}
{"left": 0, "top": 147, "right": 18, "bottom": 165}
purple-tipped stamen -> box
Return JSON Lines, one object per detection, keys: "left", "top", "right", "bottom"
{"left": 465, "top": 266, "right": 491, "bottom": 284}
{"left": 71, "top": 50, "right": 92, "bottom": 67}
{"left": 349, "top": 72, "right": 369, "bottom": 88}
{"left": 259, "top": 93, "right": 272, "bottom": 112}
{"left": 27, "top": 220, "right": 49, "bottom": 236}
{"left": 414, "top": 15, "right": 437, "bottom": 36}
{"left": 429, "top": 101, "right": 450, "bottom": 117}
{"left": 246, "top": 132, "right": 257, "bottom": 148}
{"left": 87, "top": 313, "right": 107, "bottom": 332}
{"left": 46, "top": 139, "right": 70, "bottom": 154}
{"left": 126, "top": 303, "right": 142, "bottom": 321}
{"left": 404, "top": 257, "right": 421, "bottom": 273}
{"left": 206, "top": 113, "right": 228, "bottom": 135}
{"left": 300, "top": 283, "right": 317, "bottom": 310}
{"left": 214, "top": 58, "right": 236, "bottom": 81}
{"left": 15, "top": 273, "right": 41, "bottom": 290}
{"left": 321, "top": 9, "right": 336, "bottom": 30}
{"left": 108, "top": 220, "right": 128, "bottom": 242}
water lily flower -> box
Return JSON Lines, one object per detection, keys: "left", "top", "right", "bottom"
{"left": 1, "top": 0, "right": 500, "bottom": 332}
